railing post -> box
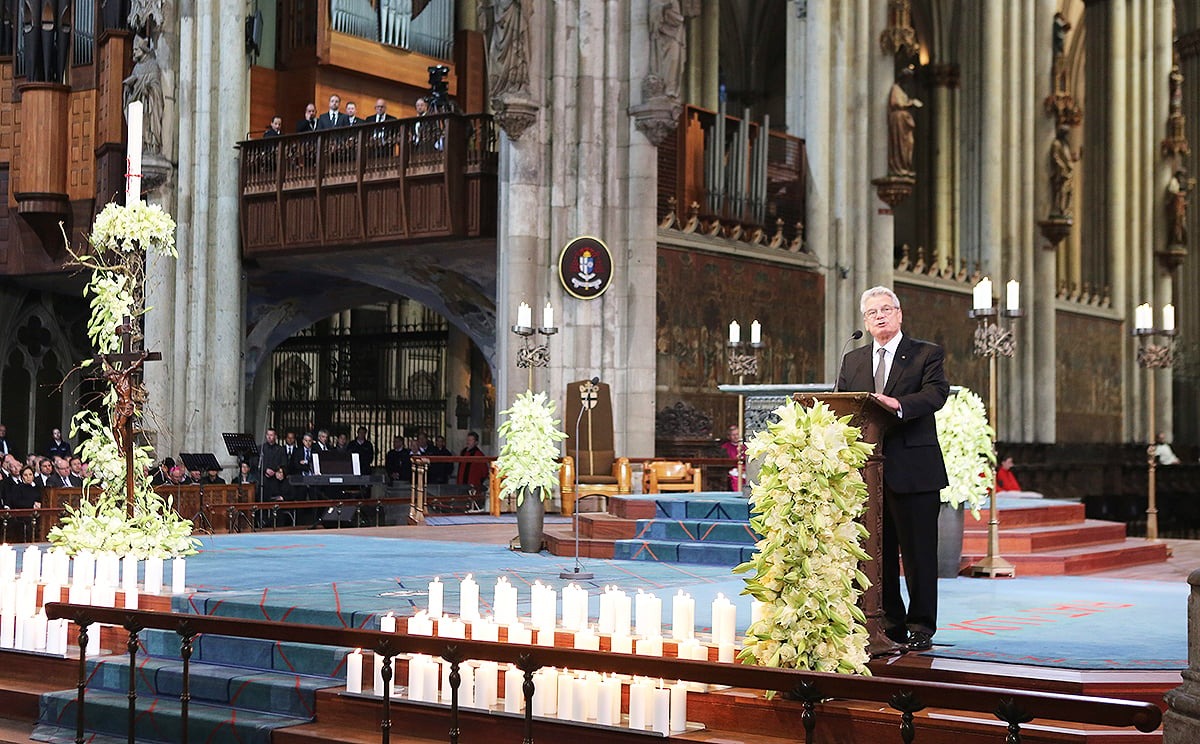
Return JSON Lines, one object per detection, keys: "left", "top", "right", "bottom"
{"left": 994, "top": 698, "right": 1034, "bottom": 744}
{"left": 444, "top": 646, "right": 463, "bottom": 744}
{"left": 74, "top": 617, "right": 92, "bottom": 744}
{"left": 124, "top": 622, "right": 142, "bottom": 744}
{"left": 179, "top": 623, "right": 196, "bottom": 744}
{"left": 890, "top": 690, "right": 926, "bottom": 744}
{"left": 787, "top": 680, "right": 824, "bottom": 744}
{"left": 379, "top": 652, "right": 394, "bottom": 744}
{"left": 518, "top": 654, "right": 538, "bottom": 744}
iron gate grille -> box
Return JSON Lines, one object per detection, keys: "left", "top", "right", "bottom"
{"left": 268, "top": 320, "right": 449, "bottom": 450}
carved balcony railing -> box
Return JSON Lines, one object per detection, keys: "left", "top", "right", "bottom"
{"left": 658, "top": 104, "right": 807, "bottom": 247}
{"left": 238, "top": 113, "right": 498, "bottom": 256}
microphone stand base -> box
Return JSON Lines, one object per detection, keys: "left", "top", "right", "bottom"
{"left": 559, "top": 568, "right": 594, "bottom": 580}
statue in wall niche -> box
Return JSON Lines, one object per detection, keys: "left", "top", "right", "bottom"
{"left": 648, "top": 0, "right": 686, "bottom": 99}
{"left": 123, "top": 35, "right": 164, "bottom": 153}
{"left": 21, "top": 0, "right": 71, "bottom": 83}
{"left": 886, "top": 66, "right": 922, "bottom": 177}
{"left": 1052, "top": 12, "right": 1071, "bottom": 93}
{"left": 478, "top": 0, "right": 532, "bottom": 99}
{"left": 1049, "top": 125, "right": 1078, "bottom": 217}
{"left": 1167, "top": 168, "right": 1195, "bottom": 247}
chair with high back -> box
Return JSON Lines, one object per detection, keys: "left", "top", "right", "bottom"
{"left": 642, "top": 460, "right": 702, "bottom": 494}
{"left": 559, "top": 379, "right": 632, "bottom": 516}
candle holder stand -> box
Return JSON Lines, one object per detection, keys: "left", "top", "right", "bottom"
{"left": 1133, "top": 326, "right": 1177, "bottom": 541}
{"left": 727, "top": 340, "right": 763, "bottom": 494}
{"left": 512, "top": 323, "right": 558, "bottom": 391}
{"left": 967, "top": 305, "right": 1024, "bottom": 578}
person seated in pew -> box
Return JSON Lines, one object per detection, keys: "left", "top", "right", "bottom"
{"left": 3, "top": 466, "right": 41, "bottom": 542}
{"left": 200, "top": 468, "right": 225, "bottom": 485}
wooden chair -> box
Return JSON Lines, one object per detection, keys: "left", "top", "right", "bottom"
{"left": 642, "top": 460, "right": 702, "bottom": 494}
{"left": 559, "top": 454, "right": 632, "bottom": 516}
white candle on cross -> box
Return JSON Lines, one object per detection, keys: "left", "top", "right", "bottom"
{"left": 126, "top": 101, "right": 144, "bottom": 206}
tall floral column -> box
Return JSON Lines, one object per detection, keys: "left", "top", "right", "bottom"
{"left": 495, "top": 390, "right": 568, "bottom": 552}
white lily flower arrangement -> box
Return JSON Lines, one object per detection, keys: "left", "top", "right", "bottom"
{"left": 495, "top": 390, "right": 568, "bottom": 506}
{"left": 734, "top": 400, "right": 875, "bottom": 676}
{"left": 49, "top": 200, "right": 198, "bottom": 558}
{"left": 935, "top": 388, "right": 995, "bottom": 518}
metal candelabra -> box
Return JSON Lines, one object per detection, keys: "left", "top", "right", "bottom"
{"left": 512, "top": 321, "right": 558, "bottom": 391}
{"left": 726, "top": 331, "right": 763, "bottom": 494}
{"left": 1133, "top": 307, "right": 1177, "bottom": 542}
{"left": 967, "top": 293, "right": 1023, "bottom": 579}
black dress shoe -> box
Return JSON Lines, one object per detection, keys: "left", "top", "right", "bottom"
{"left": 885, "top": 627, "right": 909, "bottom": 645}
{"left": 905, "top": 631, "right": 933, "bottom": 652}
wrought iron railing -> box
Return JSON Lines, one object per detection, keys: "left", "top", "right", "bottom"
{"left": 43, "top": 601, "right": 1162, "bottom": 744}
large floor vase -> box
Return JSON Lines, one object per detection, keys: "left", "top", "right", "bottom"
{"left": 516, "top": 490, "right": 545, "bottom": 553}
{"left": 937, "top": 502, "right": 965, "bottom": 578}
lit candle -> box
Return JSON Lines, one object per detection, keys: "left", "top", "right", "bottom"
{"left": 671, "top": 590, "right": 694, "bottom": 641}
{"left": 460, "top": 574, "right": 479, "bottom": 621}
{"left": 407, "top": 653, "right": 428, "bottom": 700}
{"left": 1006, "top": 280, "right": 1020, "bottom": 312}
{"left": 556, "top": 670, "right": 574, "bottom": 719}
{"left": 0, "top": 546, "right": 14, "bottom": 583}
{"left": 126, "top": 100, "right": 144, "bottom": 206}
{"left": 973, "top": 277, "right": 992, "bottom": 311}
{"left": 516, "top": 302, "right": 532, "bottom": 329}
{"left": 493, "top": 576, "right": 518, "bottom": 625}
{"left": 427, "top": 576, "right": 443, "bottom": 617}
{"left": 504, "top": 664, "right": 524, "bottom": 712}
{"left": 530, "top": 580, "right": 557, "bottom": 631}
{"left": 628, "top": 678, "right": 653, "bottom": 729}
{"left": 406, "top": 610, "right": 433, "bottom": 636}
{"left": 380, "top": 611, "right": 396, "bottom": 633}
{"left": 718, "top": 642, "right": 735, "bottom": 663}
{"left": 1164, "top": 304, "right": 1176, "bottom": 332}
{"left": 346, "top": 649, "right": 363, "bottom": 694}
{"left": 598, "top": 586, "right": 615, "bottom": 634}
{"left": 613, "top": 590, "right": 632, "bottom": 636}
{"left": 143, "top": 556, "right": 163, "bottom": 594}
{"left": 635, "top": 636, "right": 663, "bottom": 657}
{"left": 652, "top": 685, "right": 671, "bottom": 735}
{"left": 475, "top": 660, "right": 498, "bottom": 709}
{"left": 74, "top": 551, "right": 95, "bottom": 588}
{"left": 21, "top": 546, "right": 40, "bottom": 583}
{"left": 634, "top": 590, "right": 661, "bottom": 639}
{"left": 40, "top": 583, "right": 61, "bottom": 609}
{"left": 506, "top": 622, "right": 532, "bottom": 645}
{"left": 669, "top": 681, "right": 688, "bottom": 732}
{"left": 728, "top": 320, "right": 740, "bottom": 344}
{"left": 533, "top": 668, "right": 557, "bottom": 715}
{"left": 438, "top": 617, "right": 467, "bottom": 639}
{"left": 0, "top": 613, "right": 13, "bottom": 648}
{"left": 1135, "top": 303, "right": 1153, "bottom": 331}
{"left": 121, "top": 555, "right": 138, "bottom": 595}
{"left": 171, "top": 557, "right": 186, "bottom": 594}
{"left": 573, "top": 625, "right": 600, "bottom": 651}
{"left": 472, "top": 618, "right": 499, "bottom": 643}
{"left": 562, "top": 583, "right": 588, "bottom": 631}
{"left": 543, "top": 302, "right": 554, "bottom": 330}
{"left": 596, "top": 675, "right": 617, "bottom": 725}
{"left": 536, "top": 628, "right": 555, "bottom": 646}
{"left": 610, "top": 633, "right": 633, "bottom": 655}
{"left": 571, "top": 676, "right": 588, "bottom": 721}
{"left": 750, "top": 320, "right": 761, "bottom": 345}
{"left": 422, "top": 658, "right": 439, "bottom": 702}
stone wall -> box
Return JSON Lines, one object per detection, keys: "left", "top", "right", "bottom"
{"left": 1056, "top": 310, "right": 1123, "bottom": 442}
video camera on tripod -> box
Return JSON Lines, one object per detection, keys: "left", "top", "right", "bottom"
{"left": 426, "top": 65, "right": 453, "bottom": 113}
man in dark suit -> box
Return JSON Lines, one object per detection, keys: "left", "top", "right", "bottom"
{"left": 836, "top": 286, "right": 949, "bottom": 653}
{"left": 316, "top": 94, "right": 346, "bottom": 129}
{"left": 49, "top": 457, "right": 80, "bottom": 488}
{"left": 0, "top": 423, "right": 14, "bottom": 459}
{"left": 296, "top": 102, "right": 318, "bottom": 132}
{"left": 368, "top": 98, "right": 397, "bottom": 124}
{"left": 263, "top": 115, "right": 283, "bottom": 137}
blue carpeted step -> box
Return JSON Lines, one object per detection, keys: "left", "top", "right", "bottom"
{"left": 647, "top": 494, "right": 751, "bottom": 521}
{"left": 34, "top": 688, "right": 313, "bottom": 744}
{"left": 142, "top": 628, "right": 349, "bottom": 678}
{"left": 81, "top": 656, "right": 335, "bottom": 719}
{"left": 635, "top": 518, "right": 761, "bottom": 544}
{"left": 612, "top": 539, "right": 756, "bottom": 566}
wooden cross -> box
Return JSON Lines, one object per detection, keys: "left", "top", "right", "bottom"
{"left": 94, "top": 316, "right": 162, "bottom": 507}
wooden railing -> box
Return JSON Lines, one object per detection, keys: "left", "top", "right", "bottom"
{"left": 238, "top": 113, "right": 497, "bottom": 255}
{"left": 43, "top": 602, "right": 1162, "bottom": 744}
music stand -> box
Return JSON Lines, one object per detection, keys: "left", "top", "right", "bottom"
{"left": 179, "top": 452, "right": 222, "bottom": 534}
{"left": 222, "top": 433, "right": 259, "bottom": 466}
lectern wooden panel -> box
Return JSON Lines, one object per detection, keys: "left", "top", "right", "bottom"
{"left": 793, "top": 392, "right": 896, "bottom": 655}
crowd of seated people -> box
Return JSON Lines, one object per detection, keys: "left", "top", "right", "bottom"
{"left": 0, "top": 424, "right": 89, "bottom": 540}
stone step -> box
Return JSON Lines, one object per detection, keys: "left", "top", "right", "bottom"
{"left": 962, "top": 520, "right": 1128, "bottom": 554}
{"left": 610, "top": 538, "right": 752, "bottom": 566}
{"left": 986, "top": 500, "right": 1087, "bottom": 528}
{"left": 960, "top": 539, "right": 1169, "bottom": 576}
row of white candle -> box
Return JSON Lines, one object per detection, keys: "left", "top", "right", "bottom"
{"left": 1, "top": 544, "right": 186, "bottom": 595}
{"left": 428, "top": 575, "right": 745, "bottom": 644}
{"left": 346, "top": 648, "right": 686, "bottom": 734}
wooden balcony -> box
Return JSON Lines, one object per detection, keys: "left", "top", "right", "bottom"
{"left": 658, "top": 105, "right": 806, "bottom": 244}
{"left": 238, "top": 113, "right": 497, "bottom": 256}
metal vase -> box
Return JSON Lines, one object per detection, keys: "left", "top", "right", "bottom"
{"left": 937, "top": 501, "right": 966, "bottom": 577}
{"left": 516, "top": 489, "right": 545, "bottom": 553}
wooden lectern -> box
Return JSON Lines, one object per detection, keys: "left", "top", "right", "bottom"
{"left": 792, "top": 392, "right": 898, "bottom": 656}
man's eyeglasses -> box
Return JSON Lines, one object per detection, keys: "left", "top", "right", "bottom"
{"left": 864, "top": 306, "right": 898, "bottom": 319}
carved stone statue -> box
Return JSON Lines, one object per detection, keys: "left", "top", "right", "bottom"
{"left": 1167, "top": 169, "right": 1195, "bottom": 247}
{"left": 1052, "top": 12, "right": 1072, "bottom": 94}
{"left": 1050, "top": 125, "right": 1078, "bottom": 217}
{"left": 478, "top": 0, "right": 532, "bottom": 100}
{"left": 648, "top": 0, "right": 686, "bottom": 99}
{"left": 886, "top": 67, "right": 922, "bottom": 177}
{"left": 123, "top": 35, "right": 164, "bottom": 153}
{"left": 21, "top": 0, "right": 71, "bottom": 83}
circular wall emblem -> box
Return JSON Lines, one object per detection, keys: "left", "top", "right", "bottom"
{"left": 557, "top": 236, "right": 613, "bottom": 300}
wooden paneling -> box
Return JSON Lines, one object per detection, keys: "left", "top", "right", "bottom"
{"left": 325, "top": 31, "right": 458, "bottom": 94}
{"left": 8, "top": 88, "right": 21, "bottom": 207}
{"left": 0, "top": 62, "right": 15, "bottom": 162}
{"left": 95, "top": 31, "right": 132, "bottom": 147}
{"left": 406, "top": 178, "right": 449, "bottom": 234}
{"left": 363, "top": 183, "right": 405, "bottom": 237}
{"left": 249, "top": 65, "right": 281, "bottom": 137}
{"left": 14, "top": 83, "right": 70, "bottom": 199}
{"left": 68, "top": 90, "right": 96, "bottom": 200}
{"left": 453, "top": 30, "right": 486, "bottom": 114}
{"left": 283, "top": 192, "right": 320, "bottom": 245}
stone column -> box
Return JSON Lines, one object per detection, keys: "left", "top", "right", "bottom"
{"left": 1033, "top": 0, "right": 1058, "bottom": 443}
{"left": 978, "top": 0, "right": 1003, "bottom": 276}
{"left": 1174, "top": 20, "right": 1200, "bottom": 445}
{"left": 1152, "top": 0, "right": 1174, "bottom": 439}
{"left": 1164, "top": 568, "right": 1200, "bottom": 743}
{"left": 144, "top": 0, "right": 247, "bottom": 462}
{"left": 928, "top": 63, "right": 958, "bottom": 274}
{"left": 866, "top": 0, "right": 892, "bottom": 288}
{"left": 699, "top": 0, "right": 719, "bottom": 110}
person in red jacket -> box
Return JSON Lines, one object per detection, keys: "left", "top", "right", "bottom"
{"left": 996, "top": 456, "right": 1021, "bottom": 492}
{"left": 456, "top": 432, "right": 488, "bottom": 493}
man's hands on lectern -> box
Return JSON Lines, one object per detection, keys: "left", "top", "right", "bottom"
{"left": 873, "top": 393, "right": 901, "bottom": 413}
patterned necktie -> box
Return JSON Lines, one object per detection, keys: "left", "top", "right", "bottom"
{"left": 874, "top": 348, "right": 887, "bottom": 393}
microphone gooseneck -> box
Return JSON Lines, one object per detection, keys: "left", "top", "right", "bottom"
{"left": 832, "top": 330, "right": 865, "bottom": 393}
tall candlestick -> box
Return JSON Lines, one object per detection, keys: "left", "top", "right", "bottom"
{"left": 126, "top": 101, "right": 144, "bottom": 206}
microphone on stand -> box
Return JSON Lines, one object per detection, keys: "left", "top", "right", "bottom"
{"left": 561, "top": 376, "right": 600, "bottom": 580}
{"left": 832, "top": 330, "right": 864, "bottom": 393}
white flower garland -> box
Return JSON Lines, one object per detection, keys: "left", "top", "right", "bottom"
{"left": 495, "top": 390, "right": 568, "bottom": 506}
{"left": 49, "top": 201, "right": 198, "bottom": 558}
{"left": 735, "top": 400, "right": 874, "bottom": 675}
{"left": 935, "top": 388, "right": 995, "bottom": 518}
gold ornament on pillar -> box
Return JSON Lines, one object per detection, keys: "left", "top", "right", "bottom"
{"left": 879, "top": 0, "right": 918, "bottom": 58}
{"left": 1161, "top": 63, "right": 1191, "bottom": 160}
